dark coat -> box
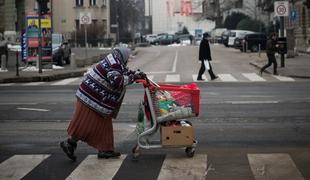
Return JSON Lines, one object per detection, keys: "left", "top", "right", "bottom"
{"left": 199, "top": 38, "right": 212, "bottom": 61}
{"left": 266, "top": 38, "right": 277, "bottom": 55}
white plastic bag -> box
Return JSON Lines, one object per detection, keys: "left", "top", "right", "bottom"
{"left": 204, "top": 60, "right": 210, "bottom": 70}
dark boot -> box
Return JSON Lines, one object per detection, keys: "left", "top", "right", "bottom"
{"left": 97, "top": 151, "right": 121, "bottom": 159}
{"left": 60, "top": 139, "right": 77, "bottom": 161}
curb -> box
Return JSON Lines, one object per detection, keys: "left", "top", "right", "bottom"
{"left": 249, "top": 62, "right": 310, "bottom": 79}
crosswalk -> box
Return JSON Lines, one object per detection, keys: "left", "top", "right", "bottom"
{"left": 0, "top": 153, "right": 307, "bottom": 180}
{"left": 0, "top": 73, "right": 300, "bottom": 87}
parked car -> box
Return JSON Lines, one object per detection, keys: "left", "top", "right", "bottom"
{"left": 145, "top": 34, "right": 157, "bottom": 44}
{"left": 235, "top": 33, "right": 267, "bottom": 52}
{"left": 227, "top": 30, "right": 254, "bottom": 47}
{"left": 221, "top": 30, "right": 230, "bottom": 47}
{"left": 52, "top": 33, "right": 71, "bottom": 66}
{"left": 151, "top": 34, "right": 180, "bottom": 45}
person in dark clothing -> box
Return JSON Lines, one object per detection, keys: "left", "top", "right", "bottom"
{"left": 260, "top": 32, "right": 278, "bottom": 75}
{"left": 197, "top": 32, "right": 218, "bottom": 81}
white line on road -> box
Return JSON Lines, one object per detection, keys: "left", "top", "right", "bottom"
{"left": 218, "top": 74, "right": 238, "bottom": 82}
{"left": 17, "top": 107, "right": 50, "bottom": 112}
{"left": 0, "top": 83, "right": 15, "bottom": 86}
{"left": 272, "top": 75, "right": 295, "bottom": 81}
{"left": 0, "top": 103, "right": 38, "bottom": 105}
{"left": 0, "top": 154, "right": 50, "bottom": 180}
{"left": 66, "top": 155, "right": 126, "bottom": 180}
{"left": 172, "top": 50, "right": 178, "bottom": 72}
{"left": 22, "top": 82, "right": 45, "bottom": 86}
{"left": 165, "top": 74, "right": 180, "bottom": 82}
{"left": 51, "top": 77, "right": 80, "bottom": 85}
{"left": 192, "top": 74, "right": 207, "bottom": 82}
{"left": 242, "top": 73, "right": 266, "bottom": 82}
{"left": 225, "top": 101, "right": 279, "bottom": 104}
{"left": 248, "top": 153, "right": 304, "bottom": 180}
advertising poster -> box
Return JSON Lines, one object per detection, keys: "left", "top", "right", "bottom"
{"left": 26, "top": 15, "right": 52, "bottom": 67}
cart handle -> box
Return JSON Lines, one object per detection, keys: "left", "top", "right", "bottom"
{"left": 135, "top": 76, "right": 160, "bottom": 87}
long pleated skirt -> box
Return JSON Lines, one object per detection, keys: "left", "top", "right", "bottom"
{"left": 67, "top": 100, "right": 114, "bottom": 152}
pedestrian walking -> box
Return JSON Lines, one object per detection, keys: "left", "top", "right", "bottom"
{"left": 260, "top": 32, "right": 278, "bottom": 75}
{"left": 60, "top": 47, "right": 146, "bottom": 161}
{"left": 197, "top": 32, "right": 218, "bottom": 81}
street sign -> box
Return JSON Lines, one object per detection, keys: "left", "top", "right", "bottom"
{"left": 80, "top": 12, "right": 91, "bottom": 24}
{"left": 290, "top": 9, "right": 297, "bottom": 23}
{"left": 274, "top": 1, "right": 289, "bottom": 16}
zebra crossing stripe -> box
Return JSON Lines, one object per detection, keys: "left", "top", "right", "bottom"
{"left": 157, "top": 154, "right": 207, "bottom": 180}
{"left": 242, "top": 73, "right": 266, "bottom": 82}
{"left": 51, "top": 77, "right": 80, "bottom": 85}
{"left": 0, "top": 83, "right": 15, "bottom": 86}
{"left": 22, "top": 82, "right": 45, "bottom": 86}
{"left": 66, "top": 155, "right": 126, "bottom": 180}
{"left": 192, "top": 74, "right": 207, "bottom": 82}
{"left": 248, "top": 153, "right": 304, "bottom": 180}
{"left": 218, "top": 74, "right": 237, "bottom": 82}
{"left": 272, "top": 75, "right": 295, "bottom": 81}
{"left": 0, "top": 154, "right": 50, "bottom": 180}
{"left": 165, "top": 74, "right": 180, "bottom": 82}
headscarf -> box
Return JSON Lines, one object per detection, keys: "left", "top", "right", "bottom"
{"left": 114, "top": 47, "right": 131, "bottom": 65}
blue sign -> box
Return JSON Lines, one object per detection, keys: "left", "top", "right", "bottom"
{"left": 195, "top": 29, "right": 203, "bottom": 40}
{"left": 290, "top": 10, "right": 296, "bottom": 23}
{"left": 21, "top": 33, "right": 27, "bottom": 62}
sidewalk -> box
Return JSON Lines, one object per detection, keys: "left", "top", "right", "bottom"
{"left": 248, "top": 52, "right": 310, "bottom": 79}
{"left": 0, "top": 65, "right": 89, "bottom": 83}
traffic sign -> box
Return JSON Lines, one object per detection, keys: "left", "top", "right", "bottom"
{"left": 80, "top": 12, "right": 91, "bottom": 24}
{"left": 290, "top": 10, "right": 296, "bottom": 23}
{"left": 274, "top": 1, "right": 289, "bottom": 16}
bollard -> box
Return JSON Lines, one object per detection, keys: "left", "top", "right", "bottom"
{"left": 1, "top": 54, "right": 7, "bottom": 71}
{"left": 258, "top": 44, "right": 261, "bottom": 57}
{"left": 70, "top": 53, "right": 76, "bottom": 69}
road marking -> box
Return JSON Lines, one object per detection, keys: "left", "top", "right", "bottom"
{"left": 17, "top": 107, "right": 50, "bottom": 112}
{"left": 66, "top": 155, "right": 126, "bottom": 180}
{"left": 157, "top": 154, "right": 207, "bottom": 180}
{"left": 165, "top": 74, "right": 180, "bottom": 82}
{"left": 0, "top": 154, "right": 50, "bottom": 180}
{"left": 51, "top": 77, "right": 80, "bottom": 85}
{"left": 272, "top": 75, "right": 295, "bottom": 81}
{"left": 225, "top": 101, "right": 279, "bottom": 104}
{"left": 172, "top": 50, "right": 178, "bottom": 72}
{"left": 0, "top": 103, "right": 38, "bottom": 105}
{"left": 192, "top": 74, "right": 207, "bottom": 82}
{"left": 218, "top": 74, "right": 238, "bottom": 82}
{"left": 248, "top": 153, "right": 304, "bottom": 180}
{"left": 242, "top": 73, "right": 266, "bottom": 81}
{"left": 22, "top": 82, "right": 45, "bottom": 86}
{"left": 0, "top": 83, "right": 15, "bottom": 86}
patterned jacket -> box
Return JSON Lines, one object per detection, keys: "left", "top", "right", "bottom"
{"left": 76, "top": 50, "right": 135, "bottom": 118}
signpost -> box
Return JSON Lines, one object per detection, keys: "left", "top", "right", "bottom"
{"left": 274, "top": 1, "right": 289, "bottom": 67}
{"left": 80, "top": 12, "right": 91, "bottom": 58}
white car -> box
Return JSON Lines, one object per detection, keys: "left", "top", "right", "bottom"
{"left": 228, "top": 30, "right": 254, "bottom": 47}
{"left": 145, "top": 34, "right": 157, "bottom": 44}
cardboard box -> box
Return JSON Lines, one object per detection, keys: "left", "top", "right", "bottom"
{"left": 161, "top": 125, "right": 194, "bottom": 146}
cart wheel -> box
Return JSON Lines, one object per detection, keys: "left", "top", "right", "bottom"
{"left": 132, "top": 144, "right": 140, "bottom": 161}
{"left": 185, "top": 147, "right": 195, "bottom": 158}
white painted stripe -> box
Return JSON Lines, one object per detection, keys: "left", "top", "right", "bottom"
{"left": 157, "top": 154, "right": 207, "bottom": 180}
{"left": 225, "top": 101, "right": 279, "bottom": 104}
{"left": 0, "top": 83, "right": 15, "bottom": 86}
{"left": 242, "top": 73, "right": 266, "bottom": 81}
{"left": 17, "top": 107, "right": 50, "bottom": 112}
{"left": 165, "top": 74, "right": 180, "bottom": 82}
{"left": 248, "top": 153, "right": 304, "bottom": 180}
{"left": 66, "top": 155, "right": 126, "bottom": 180}
{"left": 0, "top": 103, "right": 37, "bottom": 105}
{"left": 172, "top": 50, "right": 178, "bottom": 72}
{"left": 51, "top": 77, "right": 80, "bottom": 85}
{"left": 272, "top": 75, "right": 295, "bottom": 81}
{"left": 192, "top": 74, "right": 207, "bottom": 82}
{"left": 22, "top": 82, "right": 45, "bottom": 86}
{"left": 218, "top": 74, "right": 237, "bottom": 82}
{"left": 0, "top": 154, "right": 50, "bottom": 180}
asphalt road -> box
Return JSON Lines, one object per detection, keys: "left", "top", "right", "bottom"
{"left": 1, "top": 45, "right": 310, "bottom": 180}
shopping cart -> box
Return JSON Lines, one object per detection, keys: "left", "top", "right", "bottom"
{"left": 132, "top": 77, "right": 200, "bottom": 160}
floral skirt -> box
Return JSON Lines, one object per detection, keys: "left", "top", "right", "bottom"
{"left": 67, "top": 100, "right": 114, "bottom": 151}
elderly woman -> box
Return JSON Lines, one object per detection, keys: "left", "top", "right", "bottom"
{"left": 60, "top": 47, "right": 145, "bottom": 161}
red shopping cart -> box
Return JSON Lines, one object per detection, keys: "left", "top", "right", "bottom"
{"left": 132, "top": 77, "right": 200, "bottom": 160}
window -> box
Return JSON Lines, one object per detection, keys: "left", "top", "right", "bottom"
{"left": 102, "top": 0, "right": 107, "bottom": 6}
{"left": 76, "top": 0, "right": 83, "bottom": 7}
{"left": 75, "top": 19, "right": 80, "bottom": 30}
{"left": 89, "top": 0, "right": 96, "bottom": 6}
